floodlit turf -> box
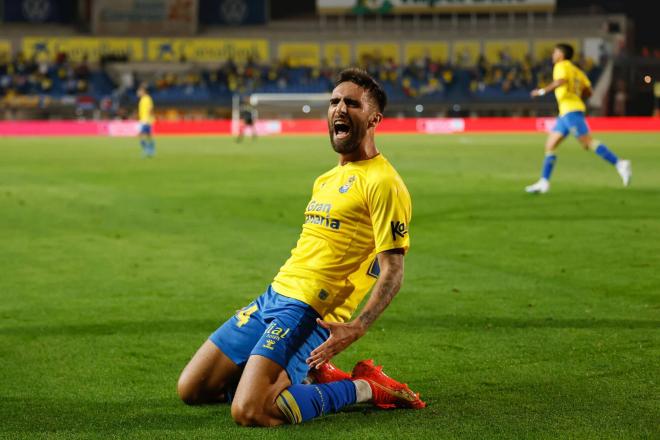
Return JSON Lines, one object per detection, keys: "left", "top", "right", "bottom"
{"left": 1, "top": 133, "right": 658, "bottom": 439}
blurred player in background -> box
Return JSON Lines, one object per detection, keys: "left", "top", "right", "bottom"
{"left": 137, "top": 83, "right": 156, "bottom": 157}
{"left": 177, "top": 68, "right": 425, "bottom": 426}
{"left": 236, "top": 100, "right": 257, "bottom": 143}
{"left": 526, "top": 43, "right": 631, "bottom": 194}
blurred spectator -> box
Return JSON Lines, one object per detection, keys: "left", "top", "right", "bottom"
{"left": 74, "top": 55, "right": 91, "bottom": 80}
{"left": 55, "top": 51, "right": 67, "bottom": 66}
{"left": 120, "top": 70, "right": 135, "bottom": 92}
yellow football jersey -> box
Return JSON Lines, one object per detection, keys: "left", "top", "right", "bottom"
{"left": 272, "top": 154, "right": 412, "bottom": 323}
{"left": 553, "top": 60, "right": 591, "bottom": 115}
{"left": 138, "top": 95, "right": 154, "bottom": 124}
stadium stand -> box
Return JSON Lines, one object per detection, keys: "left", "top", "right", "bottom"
{"left": 0, "top": 3, "right": 638, "bottom": 119}
{"left": 0, "top": 42, "right": 606, "bottom": 118}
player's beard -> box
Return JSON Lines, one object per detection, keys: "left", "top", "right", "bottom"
{"left": 328, "top": 118, "right": 365, "bottom": 155}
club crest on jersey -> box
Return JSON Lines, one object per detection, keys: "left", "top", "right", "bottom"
{"left": 339, "top": 175, "right": 356, "bottom": 193}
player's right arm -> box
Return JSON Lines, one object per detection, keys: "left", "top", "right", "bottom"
{"left": 531, "top": 61, "right": 567, "bottom": 98}
{"left": 531, "top": 79, "right": 565, "bottom": 97}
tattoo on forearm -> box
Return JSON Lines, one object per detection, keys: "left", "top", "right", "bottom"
{"left": 358, "top": 268, "right": 402, "bottom": 329}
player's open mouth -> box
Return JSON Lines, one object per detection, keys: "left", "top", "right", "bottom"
{"left": 333, "top": 121, "right": 351, "bottom": 139}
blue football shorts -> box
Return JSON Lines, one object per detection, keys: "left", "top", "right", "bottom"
{"left": 139, "top": 123, "right": 152, "bottom": 135}
{"left": 552, "top": 111, "right": 590, "bottom": 138}
{"left": 209, "top": 285, "right": 329, "bottom": 386}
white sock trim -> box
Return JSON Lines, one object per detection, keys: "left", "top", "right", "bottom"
{"left": 353, "top": 379, "right": 372, "bottom": 403}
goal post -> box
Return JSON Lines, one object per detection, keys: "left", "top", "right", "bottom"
{"left": 231, "top": 92, "right": 331, "bottom": 136}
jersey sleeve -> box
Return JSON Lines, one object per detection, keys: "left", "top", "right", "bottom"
{"left": 553, "top": 62, "right": 567, "bottom": 81}
{"left": 365, "top": 175, "right": 412, "bottom": 255}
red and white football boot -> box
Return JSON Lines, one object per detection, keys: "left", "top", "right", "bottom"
{"left": 352, "top": 359, "right": 426, "bottom": 409}
{"left": 307, "top": 361, "right": 352, "bottom": 384}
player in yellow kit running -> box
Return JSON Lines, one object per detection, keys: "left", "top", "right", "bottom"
{"left": 177, "top": 68, "right": 425, "bottom": 426}
{"left": 526, "top": 43, "right": 631, "bottom": 194}
{"left": 137, "top": 84, "right": 156, "bottom": 158}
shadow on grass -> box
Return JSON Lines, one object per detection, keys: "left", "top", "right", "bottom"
{"left": 0, "top": 315, "right": 658, "bottom": 338}
{"left": 0, "top": 397, "right": 403, "bottom": 435}
{"left": 2, "top": 384, "right": 654, "bottom": 437}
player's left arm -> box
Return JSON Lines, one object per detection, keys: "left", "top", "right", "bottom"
{"left": 354, "top": 249, "right": 404, "bottom": 330}
{"left": 306, "top": 249, "right": 404, "bottom": 369}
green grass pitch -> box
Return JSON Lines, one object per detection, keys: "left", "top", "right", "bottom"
{"left": 1, "top": 133, "right": 658, "bottom": 439}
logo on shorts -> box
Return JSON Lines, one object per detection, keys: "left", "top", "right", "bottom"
{"left": 261, "top": 322, "right": 291, "bottom": 350}
{"left": 390, "top": 221, "right": 408, "bottom": 241}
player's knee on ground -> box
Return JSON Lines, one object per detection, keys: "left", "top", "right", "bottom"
{"left": 230, "top": 399, "right": 281, "bottom": 427}
{"left": 177, "top": 369, "right": 224, "bottom": 405}
{"left": 176, "top": 371, "right": 201, "bottom": 405}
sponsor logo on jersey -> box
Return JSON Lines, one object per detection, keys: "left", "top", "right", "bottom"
{"left": 305, "top": 200, "right": 341, "bottom": 230}
{"left": 390, "top": 221, "right": 408, "bottom": 241}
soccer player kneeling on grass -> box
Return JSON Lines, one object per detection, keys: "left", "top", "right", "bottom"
{"left": 526, "top": 43, "right": 631, "bottom": 194}
{"left": 177, "top": 68, "right": 425, "bottom": 426}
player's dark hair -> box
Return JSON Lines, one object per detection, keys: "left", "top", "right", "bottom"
{"left": 335, "top": 68, "right": 387, "bottom": 113}
{"left": 555, "top": 43, "right": 574, "bottom": 60}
